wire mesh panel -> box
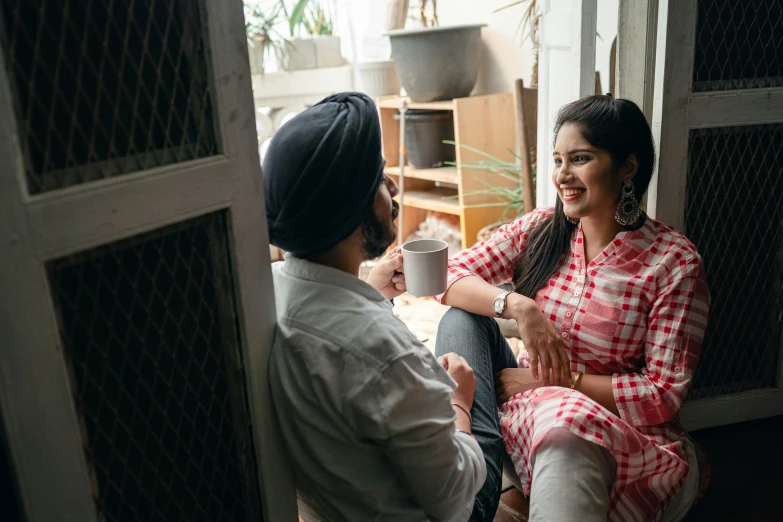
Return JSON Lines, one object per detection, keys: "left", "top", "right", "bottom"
{"left": 685, "top": 123, "right": 783, "bottom": 400}
{"left": 47, "top": 212, "right": 262, "bottom": 522}
{"left": 0, "top": 0, "right": 219, "bottom": 194}
{"left": 693, "top": 0, "right": 783, "bottom": 92}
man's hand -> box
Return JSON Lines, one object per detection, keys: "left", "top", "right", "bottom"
{"left": 495, "top": 367, "right": 546, "bottom": 404}
{"left": 438, "top": 353, "right": 476, "bottom": 410}
{"left": 367, "top": 248, "right": 407, "bottom": 300}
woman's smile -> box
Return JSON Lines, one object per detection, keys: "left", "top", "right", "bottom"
{"left": 561, "top": 188, "right": 586, "bottom": 201}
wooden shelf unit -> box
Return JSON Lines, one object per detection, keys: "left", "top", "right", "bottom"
{"left": 378, "top": 92, "right": 518, "bottom": 249}
{"left": 400, "top": 188, "right": 461, "bottom": 215}
{"left": 376, "top": 96, "right": 454, "bottom": 111}
{"left": 384, "top": 165, "right": 458, "bottom": 185}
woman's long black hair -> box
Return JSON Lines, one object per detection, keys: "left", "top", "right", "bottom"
{"left": 512, "top": 95, "right": 656, "bottom": 298}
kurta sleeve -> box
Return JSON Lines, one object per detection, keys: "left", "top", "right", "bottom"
{"left": 435, "top": 207, "right": 553, "bottom": 303}
{"left": 613, "top": 254, "right": 710, "bottom": 427}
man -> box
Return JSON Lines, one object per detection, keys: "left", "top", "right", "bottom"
{"left": 265, "top": 92, "right": 485, "bottom": 521}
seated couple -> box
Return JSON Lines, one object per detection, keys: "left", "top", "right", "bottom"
{"left": 265, "top": 93, "right": 710, "bottom": 522}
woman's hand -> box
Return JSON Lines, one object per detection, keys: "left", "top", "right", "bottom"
{"left": 495, "top": 368, "right": 545, "bottom": 404}
{"left": 506, "top": 294, "right": 572, "bottom": 387}
{"left": 366, "top": 248, "right": 407, "bottom": 299}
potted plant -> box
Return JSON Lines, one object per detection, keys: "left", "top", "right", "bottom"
{"left": 284, "top": 0, "right": 346, "bottom": 70}
{"left": 244, "top": 1, "right": 290, "bottom": 74}
{"left": 445, "top": 141, "right": 535, "bottom": 242}
{"left": 385, "top": 1, "right": 485, "bottom": 102}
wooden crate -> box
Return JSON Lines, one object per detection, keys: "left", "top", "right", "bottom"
{"left": 377, "top": 93, "right": 518, "bottom": 249}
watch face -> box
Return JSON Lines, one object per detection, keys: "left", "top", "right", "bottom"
{"left": 494, "top": 296, "right": 503, "bottom": 314}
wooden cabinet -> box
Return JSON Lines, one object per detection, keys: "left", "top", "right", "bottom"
{"left": 377, "top": 93, "right": 518, "bottom": 249}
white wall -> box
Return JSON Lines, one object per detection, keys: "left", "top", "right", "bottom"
{"left": 437, "top": 1, "right": 535, "bottom": 94}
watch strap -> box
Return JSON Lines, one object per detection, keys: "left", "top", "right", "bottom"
{"left": 495, "top": 290, "right": 512, "bottom": 318}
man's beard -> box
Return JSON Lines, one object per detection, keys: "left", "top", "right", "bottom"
{"left": 361, "top": 201, "right": 398, "bottom": 259}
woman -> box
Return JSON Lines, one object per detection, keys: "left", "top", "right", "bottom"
{"left": 433, "top": 96, "right": 710, "bottom": 522}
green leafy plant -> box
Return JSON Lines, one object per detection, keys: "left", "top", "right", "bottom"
{"left": 244, "top": 1, "right": 291, "bottom": 69}
{"left": 443, "top": 141, "right": 534, "bottom": 221}
{"left": 287, "top": 0, "right": 334, "bottom": 37}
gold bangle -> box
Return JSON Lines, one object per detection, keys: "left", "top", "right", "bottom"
{"left": 571, "top": 371, "right": 584, "bottom": 391}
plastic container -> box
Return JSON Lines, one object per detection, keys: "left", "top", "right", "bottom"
{"left": 395, "top": 110, "right": 455, "bottom": 168}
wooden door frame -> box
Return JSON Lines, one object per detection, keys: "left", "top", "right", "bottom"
{"left": 616, "top": 0, "right": 659, "bottom": 120}
{"left": 647, "top": 0, "right": 783, "bottom": 431}
{"left": 0, "top": 0, "right": 297, "bottom": 519}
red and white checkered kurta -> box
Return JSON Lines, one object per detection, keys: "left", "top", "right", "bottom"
{"left": 442, "top": 207, "right": 710, "bottom": 522}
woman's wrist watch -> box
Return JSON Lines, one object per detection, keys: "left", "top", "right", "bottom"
{"left": 493, "top": 290, "right": 512, "bottom": 318}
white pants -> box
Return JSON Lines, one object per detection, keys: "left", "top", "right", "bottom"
{"left": 529, "top": 428, "right": 616, "bottom": 522}
{"left": 503, "top": 429, "right": 700, "bottom": 522}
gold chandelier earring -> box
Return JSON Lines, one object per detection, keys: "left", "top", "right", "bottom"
{"left": 615, "top": 179, "right": 641, "bottom": 226}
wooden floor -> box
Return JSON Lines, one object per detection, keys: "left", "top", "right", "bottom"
{"left": 494, "top": 415, "right": 783, "bottom": 522}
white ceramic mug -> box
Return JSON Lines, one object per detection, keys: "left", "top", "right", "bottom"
{"left": 401, "top": 239, "right": 448, "bottom": 297}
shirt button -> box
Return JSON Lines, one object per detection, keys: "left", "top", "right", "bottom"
{"left": 573, "top": 291, "right": 580, "bottom": 297}
{"left": 566, "top": 311, "right": 572, "bottom": 317}
{"left": 561, "top": 332, "right": 568, "bottom": 338}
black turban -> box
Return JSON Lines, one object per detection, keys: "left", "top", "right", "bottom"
{"left": 263, "top": 92, "right": 385, "bottom": 256}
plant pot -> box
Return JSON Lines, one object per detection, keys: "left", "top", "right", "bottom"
{"left": 394, "top": 110, "right": 455, "bottom": 169}
{"left": 386, "top": 24, "right": 485, "bottom": 102}
{"left": 287, "top": 36, "right": 346, "bottom": 70}
{"left": 356, "top": 60, "right": 401, "bottom": 99}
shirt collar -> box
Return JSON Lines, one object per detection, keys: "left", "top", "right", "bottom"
{"left": 281, "top": 253, "right": 387, "bottom": 303}
{"left": 573, "top": 214, "right": 656, "bottom": 263}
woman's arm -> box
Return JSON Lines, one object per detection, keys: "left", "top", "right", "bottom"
{"left": 497, "top": 368, "right": 618, "bottom": 415}
{"left": 437, "top": 208, "right": 553, "bottom": 308}
{"left": 445, "top": 276, "right": 571, "bottom": 386}
{"left": 613, "top": 257, "right": 710, "bottom": 426}
{"left": 441, "top": 275, "right": 518, "bottom": 318}
{"left": 439, "top": 210, "right": 571, "bottom": 386}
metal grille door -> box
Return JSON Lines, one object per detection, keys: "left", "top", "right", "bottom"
{"left": 49, "top": 213, "right": 260, "bottom": 522}
{"left": 0, "top": 0, "right": 296, "bottom": 520}
{"left": 685, "top": 124, "right": 783, "bottom": 400}
{"left": 653, "top": 0, "right": 783, "bottom": 429}
{"left": 0, "top": 0, "right": 219, "bottom": 194}
{"left": 693, "top": 0, "right": 783, "bottom": 92}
